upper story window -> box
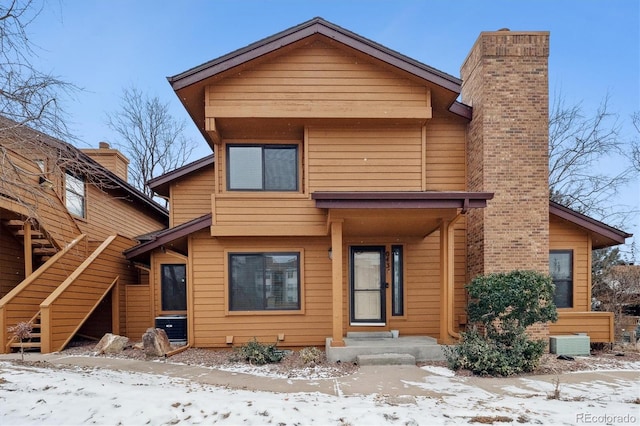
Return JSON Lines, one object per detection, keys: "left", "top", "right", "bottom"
{"left": 65, "top": 171, "right": 86, "bottom": 218}
{"left": 227, "top": 144, "right": 298, "bottom": 191}
{"left": 550, "top": 250, "right": 573, "bottom": 308}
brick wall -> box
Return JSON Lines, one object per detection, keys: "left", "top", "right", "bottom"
{"left": 461, "top": 30, "right": 550, "bottom": 279}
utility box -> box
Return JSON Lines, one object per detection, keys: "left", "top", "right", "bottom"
{"left": 549, "top": 335, "right": 590, "bottom": 356}
{"left": 155, "top": 315, "right": 187, "bottom": 344}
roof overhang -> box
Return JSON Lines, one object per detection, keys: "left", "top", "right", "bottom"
{"left": 549, "top": 201, "right": 632, "bottom": 249}
{"left": 312, "top": 191, "right": 493, "bottom": 210}
{"left": 148, "top": 154, "right": 214, "bottom": 197}
{"left": 167, "top": 17, "right": 469, "bottom": 147}
{"left": 124, "top": 213, "right": 212, "bottom": 261}
{"left": 313, "top": 191, "right": 493, "bottom": 238}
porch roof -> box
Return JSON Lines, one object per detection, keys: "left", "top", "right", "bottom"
{"left": 124, "top": 213, "right": 212, "bottom": 261}
{"left": 312, "top": 191, "right": 494, "bottom": 210}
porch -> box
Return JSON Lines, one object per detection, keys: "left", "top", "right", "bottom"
{"left": 325, "top": 332, "right": 445, "bottom": 364}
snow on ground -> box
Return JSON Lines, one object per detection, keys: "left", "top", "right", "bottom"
{"left": 1, "top": 360, "right": 639, "bottom": 425}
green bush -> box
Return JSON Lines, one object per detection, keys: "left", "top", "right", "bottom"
{"left": 445, "top": 270, "right": 557, "bottom": 376}
{"left": 233, "top": 338, "right": 284, "bottom": 365}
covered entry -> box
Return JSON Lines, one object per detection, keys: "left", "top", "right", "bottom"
{"left": 312, "top": 191, "right": 493, "bottom": 347}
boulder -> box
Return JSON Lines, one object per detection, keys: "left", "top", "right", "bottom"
{"left": 142, "top": 328, "right": 172, "bottom": 357}
{"left": 94, "top": 333, "right": 129, "bottom": 354}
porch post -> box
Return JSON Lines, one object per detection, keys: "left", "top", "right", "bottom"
{"left": 330, "top": 220, "right": 345, "bottom": 347}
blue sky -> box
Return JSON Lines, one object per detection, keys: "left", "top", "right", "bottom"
{"left": 27, "top": 0, "right": 639, "bottom": 255}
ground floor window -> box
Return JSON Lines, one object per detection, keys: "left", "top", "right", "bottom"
{"left": 229, "top": 253, "right": 300, "bottom": 311}
{"left": 391, "top": 245, "right": 404, "bottom": 316}
{"left": 550, "top": 250, "right": 573, "bottom": 308}
{"left": 161, "top": 264, "right": 186, "bottom": 311}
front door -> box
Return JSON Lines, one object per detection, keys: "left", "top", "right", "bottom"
{"left": 350, "top": 246, "right": 386, "bottom": 325}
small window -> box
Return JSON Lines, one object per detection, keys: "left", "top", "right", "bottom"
{"left": 550, "top": 250, "right": 573, "bottom": 308}
{"left": 391, "top": 245, "right": 404, "bottom": 316}
{"left": 229, "top": 252, "right": 300, "bottom": 311}
{"left": 65, "top": 172, "right": 86, "bottom": 218}
{"left": 161, "top": 264, "right": 187, "bottom": 311}
{"left": 227, "top": 145, "right": 298, "bottom": 191}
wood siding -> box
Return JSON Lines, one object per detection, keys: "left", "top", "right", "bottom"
{"left": 205, "top": 39, "right": 431, "bottom": 120}
{"left": 126, "top": 284, "right": 153, "bottom": 340}
{"left": 170, "top": 165, "right": 215, "bottom": 227}
{"left": 0, "top": 227, "right": 24, "bottom": 297}
{"left": 549, "top": 215, "right": 591, "bottom": 311}
{"left": 307, "top": 127, "right": 423, "bottom": 191}
{"left": 549, "top": 311, "right": 614, "bottom": 343}
{"left": 424, "top": 120, "right": 467, "bottom": 191}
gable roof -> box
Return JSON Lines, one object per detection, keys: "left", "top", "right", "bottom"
{"left": 168, "top": 17, "right": 472, "bottom": 147}
{"left": 550, "top": 201, "right": 632, "bottom": 249}
{"left": 0, "top": 116, "right": 169, "bottom": 223}
{"left": 148, "top": 154, "right": 214, "bottom": 197}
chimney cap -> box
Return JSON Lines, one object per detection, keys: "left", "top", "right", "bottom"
{"left": 497, "top": 28, "right": 510, "bottom": 31}
{"left": 99, "top": 141, "right": 110, "bottom": 149}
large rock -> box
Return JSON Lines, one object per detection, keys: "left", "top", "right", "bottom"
{"left": 142, "top": 328, "right": 172, "bottom": 357}
{"left": 94, "top": 333, "right": 129, "bottom": 354}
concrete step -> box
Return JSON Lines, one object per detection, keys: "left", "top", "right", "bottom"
{"left": 357, "top": 353, "right": 416, "bottom": 366}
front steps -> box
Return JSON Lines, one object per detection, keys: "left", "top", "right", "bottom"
{"left": 325, "top": 332, "right": 445, "bottom": 364}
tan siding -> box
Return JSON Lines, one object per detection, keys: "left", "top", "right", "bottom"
{"left": 206, "top": 39, "right": 429, "bottom": 119}
{"left": 308, "top": 127, "right": 423, "bottom": 191}
{"left": 549, "top": 311, "right": 614, "bottom": 342}
{"left": 170, "top": 166, "right": 215, "bottom": 227}
{"left": 549, "top": 215, "right": 590, "bottom": 311}
{"left": 126, "top": 285, "right": 153, "bottom": 339}
{"left": 188, "top": 231, "right": 332, "bottom": 348}
{"left": 0, "top": 228, "right": 24, "bottom": 297}
{"left": 425, "top": 121, "right": 467, "bottom": 191}
{"left": 78, "top": 185, "right": 165, "bottom": 241}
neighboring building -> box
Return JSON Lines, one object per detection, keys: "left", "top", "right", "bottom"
{"left": 0, "top": 118, "right": 168, "bottom": 353}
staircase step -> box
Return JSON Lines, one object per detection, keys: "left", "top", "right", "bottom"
{"left": 33, "top": 248, "right": 57, "bottom": 255}
{"left": 16, "top": 230, "right": 45, "bottom": 238}
{"left": 356, "top": 353, "right": 416, "bottom": 366}
{"left": 3, "top": 220, "right": 26, "bottom": 227}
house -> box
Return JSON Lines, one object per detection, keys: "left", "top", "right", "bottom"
{"left": 123, "top": 18, "right": 630, "bottom": 359}
{"left": 0, "top": 118, "right": 168, "bottom": 353}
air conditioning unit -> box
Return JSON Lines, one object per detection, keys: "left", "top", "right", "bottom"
{"left": 155, "top": 315, "right": 187, "bottom": 344}
{"left": 549, "top": 335, "right": 590, "bottom": 356}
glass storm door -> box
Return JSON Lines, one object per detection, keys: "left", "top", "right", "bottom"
{"left": 350, "top": 247, "right": 386, "bottom": 325}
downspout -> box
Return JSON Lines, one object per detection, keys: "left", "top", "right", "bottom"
{"left": 447, "top": 211, "right": 465, "bottom": 340}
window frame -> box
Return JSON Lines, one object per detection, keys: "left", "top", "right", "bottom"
{"left": 227, "top": 251, "right": 303, "bottom": 314}
{"left": 226, "top": 143, "right": 299, "bottom": 192}
{"left": 391, "top": 245, "right": 405, "bottom": 317}
{"left": 160, "top": 264, "right": 187, "bottom": 312}
{"left": 550, "top": 250, "right": 574, "bottom": 308}
{"left": 65, "top": 171, "right": 86, "bottom": 218}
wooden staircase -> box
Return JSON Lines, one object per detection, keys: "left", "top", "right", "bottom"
{"left": 7, "top": 312, "right": 42, "bottom": 353}
{"left": 1, "top": 219, "right": 58, "bottom": 266}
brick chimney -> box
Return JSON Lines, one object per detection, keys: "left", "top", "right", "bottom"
{"left": 81, "top": 142, "right": 129, "bottom": 181}
{"left": 461, "top": 30, "right": 550, "bottom": 278}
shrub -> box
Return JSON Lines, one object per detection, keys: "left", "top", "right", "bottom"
{"left": 445, "top": 270, "right": 557, "bottom": 376}
{"left": 8, "top": 321, "right": 33, "bottom": 361}
{"left": 299, "top": 346, "right": 323, "bottom": 365}
{"left": 233, "top": 338, "right": 284, "bottom": 365}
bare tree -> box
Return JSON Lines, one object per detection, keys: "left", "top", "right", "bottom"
{"left": 631, "top": 112, "right": 640, "bottom": 173}
{"left": 593, "top": 264, "right": 640, "bottom": 340}
{"left": 0, "top": 0, "right": 75, "bottom": 138}
{"left": 548, "top": 92, "right": 636, "bottom": 222}
{"left": 105, "top": 87, "right": 195, "bottom": 199}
